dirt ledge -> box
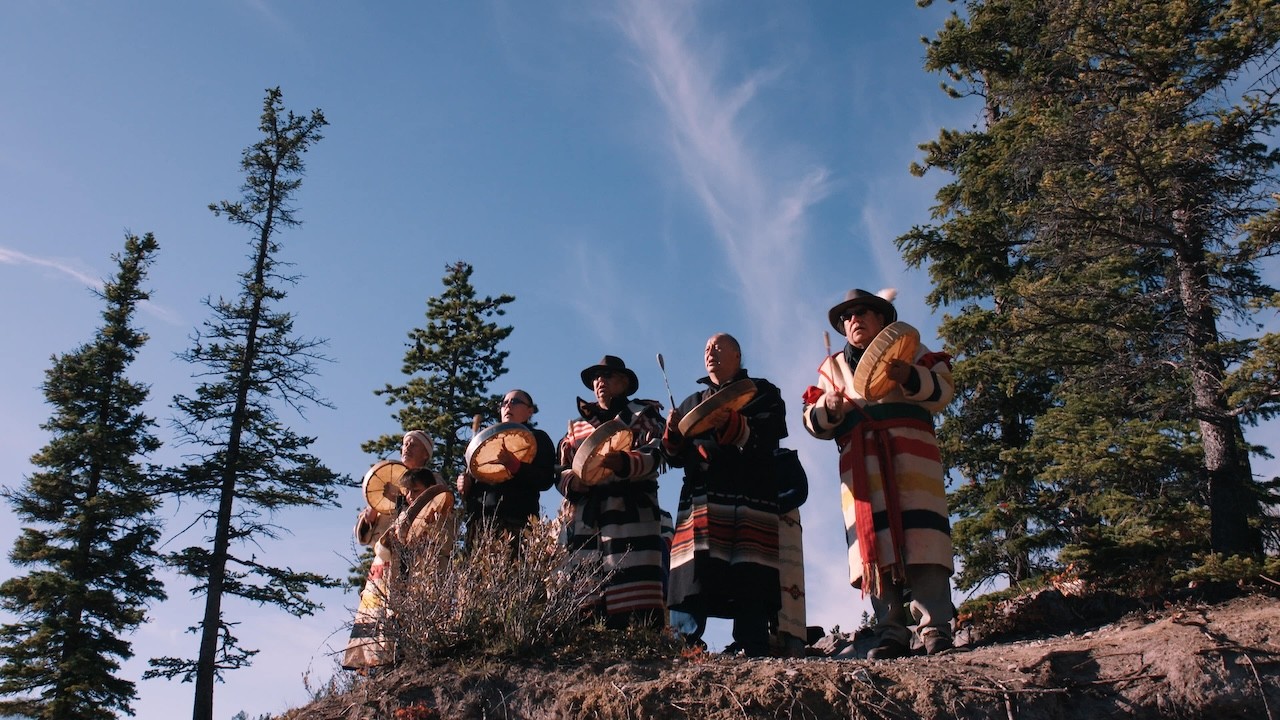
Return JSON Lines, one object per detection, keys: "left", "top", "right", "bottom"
{"left": 288, "top": 593, "right": 1280, "bottom": 719}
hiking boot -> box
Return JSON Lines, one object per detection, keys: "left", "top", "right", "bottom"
{"left": 922, "top": 633, "right": 954, "bottom": 656}
{"left": 682, "top": 636, "right": 707, "bottom": 653}
{"left": 866, "top": 639, "right": 912, "bottom": 660}
{"left": 740, "top": 642, "right": 771, "bottom": 658}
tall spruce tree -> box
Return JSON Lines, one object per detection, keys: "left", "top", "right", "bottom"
{"left": 363, "top": 261, "right": 514, "bottom": 480}
{"left": 145, "top": 88, "right": 343, "bottom": 720}
{"left": 901, "top": 90, "right": 1065, "bottom": 590}
{"left": 905, "top": 0, "right": 1280, "bottom": 585}
{"left": 0, "top": 233, "right": 165, "bottom": 720}
{"left": 935, "top": 305, "right": 1062, "bottom": 590}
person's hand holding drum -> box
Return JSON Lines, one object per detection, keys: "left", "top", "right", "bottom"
{"left": 662, "top": 409, "right": 685, "bottom": 453}
{"left": 456, "top": 471, "right": 473, "bottom": 496}
{"left": 886, "top": 358, "right": 912, "bottom": 385}
{"left": 715, "top": 408, "right": 744, "bottom": 443}
{"left": 601, "top": 451, "right": 630, "bottom": 477}
{"left": 496, "top": 442, "right": 522, "bottom": 477}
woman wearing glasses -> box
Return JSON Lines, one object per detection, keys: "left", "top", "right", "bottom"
{"left": 456, "top": 389, "right": 556, "bottom": 551}
{"left": 802, "top": 288, "right": 957, "bottom": 660}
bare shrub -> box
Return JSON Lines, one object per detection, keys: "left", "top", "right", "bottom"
{"left": 382, "top": 517, "right": 616, "bottom": 661}
{"left": 302, "top": 655, "right": 361, "bottom": 702}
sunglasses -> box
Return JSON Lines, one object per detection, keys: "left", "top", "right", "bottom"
{"left": 500, "top": 397, "right": 530, "bottom": 408}
{"left": 839, "top": 306, "right": 876, "bottom": 323}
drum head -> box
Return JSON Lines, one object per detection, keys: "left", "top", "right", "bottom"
{"left": 678, "top": 378, "right": 757, "bottom": 437}
{"left": 464, "top": 422, "right": 537, "bottom": 483}
{"left": 362, "top": 460, "right": 408, "bottom": 514}
{"left": 852, "top": 321, "right": 921, "bottom": 400}
{"left": 571, "top": 419, "right": 633, "bottom": 486}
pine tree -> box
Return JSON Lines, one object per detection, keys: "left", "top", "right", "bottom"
{"left": 936, "top": 306, "right": 1061, "bottom": 590}
{"left": 906, "top": 0, "right": 1280, "bottom": 584}
{"left": 0, "top": 233, "right": 165, "bottom": 720}
{"left": 900, "top": 89, "right": 1064, "bottom": 590}
{"left": 363, "top": 261, "right": 515, "bottom": 480}
{"left": 144, "top": 88, "right": 343, "bottom": 720}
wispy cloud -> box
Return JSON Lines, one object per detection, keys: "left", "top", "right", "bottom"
{"left": 0, "top": 245, "right": 182, "bottom": 326}
{"left": 615, "top": 3, "right": 869, "bottom": 635}
{"left": 615, "top": 3, "right": 831, "bottom": 339}
{"left": 243, "top": 0, "right": 302, "bottom": 44}
{"left": 563, "top": 234, "right": 622, "bottom": 346}
{"left": 0, "top": 246, "right": 104, "bottom": 289}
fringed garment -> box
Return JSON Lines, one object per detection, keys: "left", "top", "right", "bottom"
{"left": 803, "top": 344, "right": 954, "bottom": 594}
{"left": 774, "top": 507, "right": 806, "bottom": 653}
{"left": 342, "top": 482, "right": 454, "bottom": 670}
{"left": 666, "top": 373, "right": 785, "bottom": 621}
{"left": 556, "top": 397, "right": 667, "bottom": 621}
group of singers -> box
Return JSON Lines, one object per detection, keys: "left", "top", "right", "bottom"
{"left": 344, "top": 288, "right": 958, "bottom": 669}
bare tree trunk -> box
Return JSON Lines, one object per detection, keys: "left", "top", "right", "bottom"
{"left": 192, "top": 196, "right": 276, "bottom": 720}
{"left": 1173, "top": 235, "right": 1260, "bottom": 556}
{"left": 192, "top": 462, "right": 236, "bottom": 720}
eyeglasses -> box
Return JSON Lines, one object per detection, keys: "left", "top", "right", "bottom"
{"left": 500, "top": 397, "right": 530, "bottom": 408}
{"left": 839, "top": 306, "right": 875, "bottom": 323}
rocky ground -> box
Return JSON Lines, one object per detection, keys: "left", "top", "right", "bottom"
{"left": 286, "top": 590, "right": 1280, "bottom": 719}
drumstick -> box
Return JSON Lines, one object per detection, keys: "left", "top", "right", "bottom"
{"left": 462, "top": 414, "right": 482, "bottom": 485}
{"left": 824, "top": 331, "right": 832, "bottom": 357}
{"left": 656, "top": 353, "right": 677, "bottom": 411}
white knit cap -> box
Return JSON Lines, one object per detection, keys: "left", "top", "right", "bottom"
{"left": 402, "top": 430, "right": 433, "bottom": 462}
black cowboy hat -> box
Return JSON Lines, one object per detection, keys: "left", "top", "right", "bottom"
{"left": 827, "top": 288, "right": 898, "bottom": 331}
{"left": 580, "top": 355, "right": 639, "bottom": 396}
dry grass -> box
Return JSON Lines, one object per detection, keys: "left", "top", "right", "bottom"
{"left": 378, "top": 517, "right": 622, "bottom": 662}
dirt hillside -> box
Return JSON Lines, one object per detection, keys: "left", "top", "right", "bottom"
{"left": 287, "top": 592, "right": 1280, "bottom": 719}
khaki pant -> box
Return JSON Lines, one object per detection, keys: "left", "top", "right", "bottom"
{"left": 869, "top": 563, "right": 953, "bottom": 646}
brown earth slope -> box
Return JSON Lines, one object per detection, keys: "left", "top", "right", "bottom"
{"left": 288, "top": 593, "right": 1280, "bottom": 720}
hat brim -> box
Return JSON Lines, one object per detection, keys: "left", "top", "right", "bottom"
{"left": 580, "top": 366, "right": 639, "bottom": 396}
{"left": 827, "top": 296, "right": 896, "bottom": 332}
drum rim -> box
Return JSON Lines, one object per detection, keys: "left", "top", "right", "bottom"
{"left": 362, "top": 459, "right": 408, "bottom": 514}
{"left": 464, "top": 421, "right": 538, "bottom": 483}
{"left": 677, "top": 377, "right": 757, "bottom": 437}
{"left": 572, "top": 418, "right": 633, "bottom": 486}
{"left": 852, "top": 321, "right": 920, "bottom": 400}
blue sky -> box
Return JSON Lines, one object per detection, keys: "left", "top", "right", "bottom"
{"left": 4, "top": 3, "right": 1274, "bottom": 719}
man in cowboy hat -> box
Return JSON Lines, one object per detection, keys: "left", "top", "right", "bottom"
{"left": 555, "top": 355, "right": 668, "bottom": 629}
{"left": 802, "top": 289, "right": 957, "bottom": 659}
{"left": 662, "top": 333, "right": 789, "bottom": 657}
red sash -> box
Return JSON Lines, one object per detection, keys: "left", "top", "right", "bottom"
{"left": 839, "top": 413, "right": 934, "bottom": 596}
